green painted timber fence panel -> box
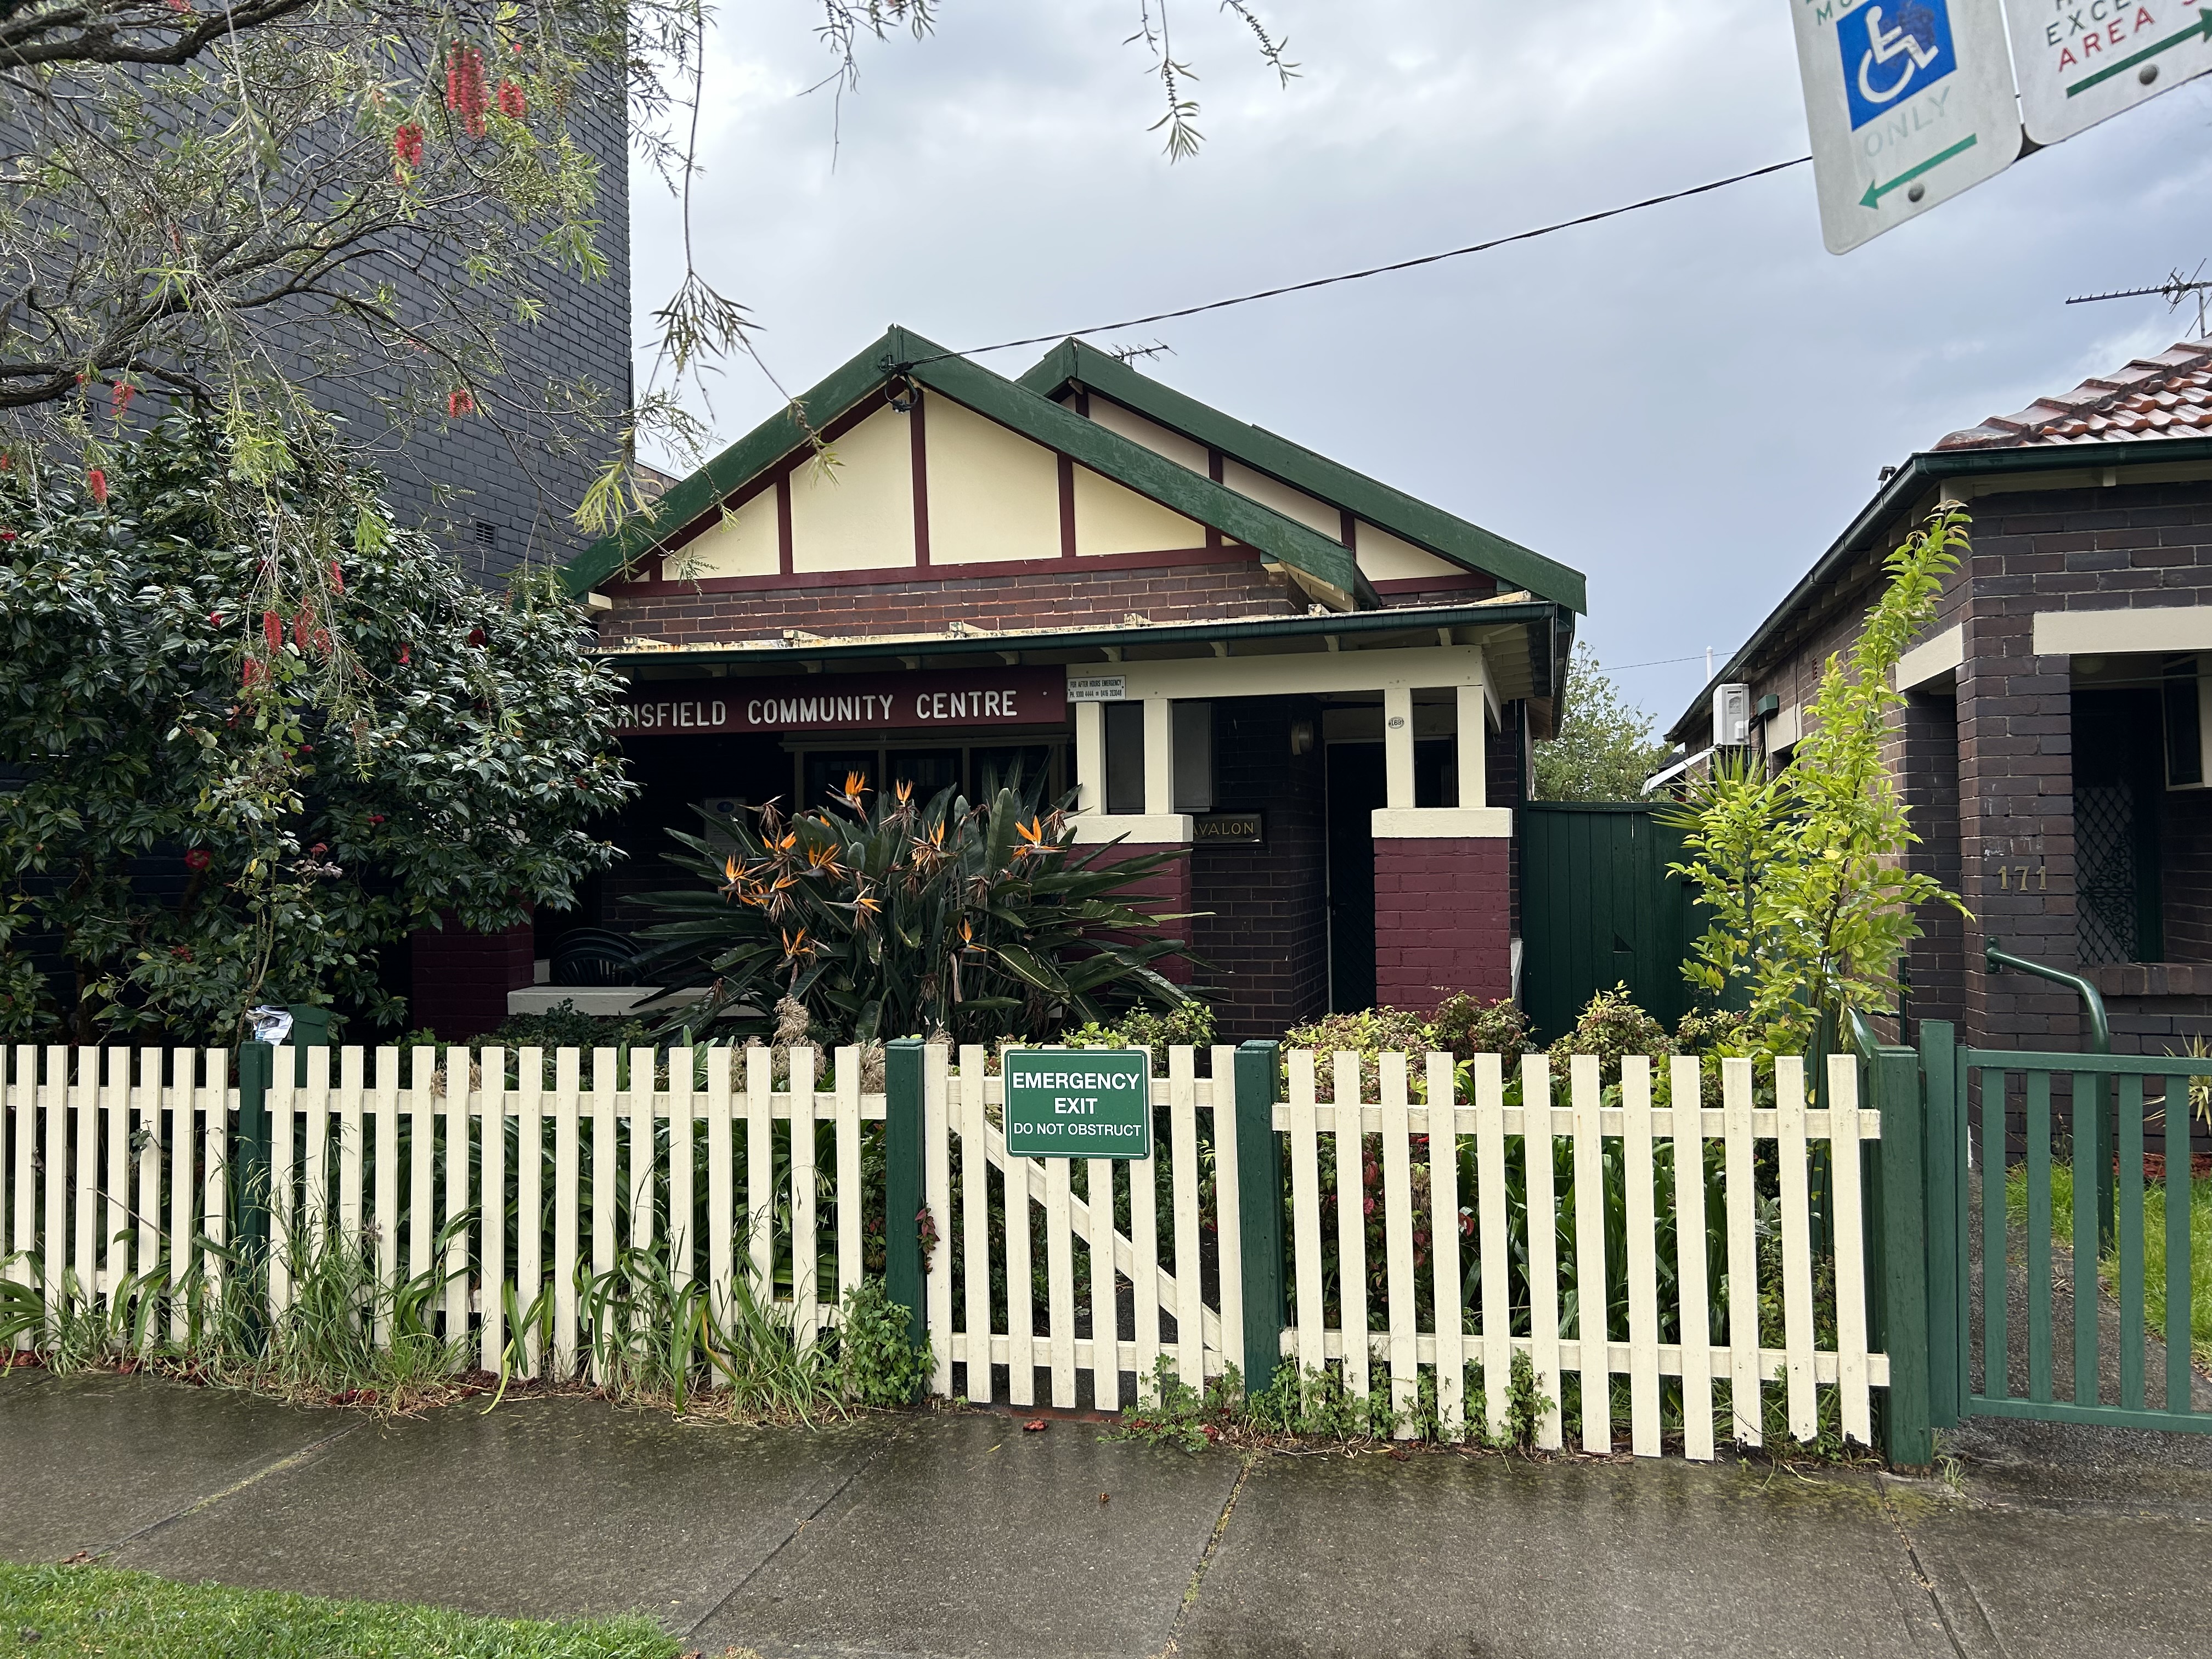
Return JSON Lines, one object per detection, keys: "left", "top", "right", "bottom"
{"left": 1956, "top": 1047, "right": 2211, "bottom": 1434}
{"left": 1519, "top": 804, "right": 1697, "bottom": 1043}
{"left": 884, "top": 1039, "right": 927, "bottom": 1369}
{"left": 1918, "top": 1020, "right": 1963, "bottom": 1428}
{"left": 1233, "top": 1040, "right": 1286, "bottom": 1396}
{"left": 1868, "top": 1038, "right": 1933, "bottom": 1468}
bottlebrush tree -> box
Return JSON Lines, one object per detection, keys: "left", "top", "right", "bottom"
{"left": 0, "top": 417, "right": 635, "bottom": 1043}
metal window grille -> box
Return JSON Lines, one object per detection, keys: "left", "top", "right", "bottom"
{"left": 2075, "top": 782, "right": 2138, "bottom": 964}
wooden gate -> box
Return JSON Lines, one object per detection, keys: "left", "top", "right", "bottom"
{"left": 1519, "top": 803, "right": 1697, "bottom": 1042}
{"left": 919, "top": 1045, "right": 1242, "bottom": 1410}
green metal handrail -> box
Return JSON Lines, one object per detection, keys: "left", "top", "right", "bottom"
{"left": 1982, "top": 937, "right": 2111, "bottom": 1054}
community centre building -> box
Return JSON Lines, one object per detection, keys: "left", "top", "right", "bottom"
{"left": 1666, "top": 337, "right": 2212, "bottom": 1104}
{"left": 418, "top": 328, "right": 1585, "bottom": 1039}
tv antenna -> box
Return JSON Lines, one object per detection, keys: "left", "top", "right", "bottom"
{"left": 2066, "top": 264, "right": 2212, "bottom": 339}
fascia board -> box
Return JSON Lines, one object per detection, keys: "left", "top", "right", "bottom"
{"left": 562, "top": 330, "right": 905, "bottom": 596}
{"left": 1019, "top": 339, "right": 1588, "bottom": 614}
{"left": 909, "top": 342, "right": 1374, "bottom": 610}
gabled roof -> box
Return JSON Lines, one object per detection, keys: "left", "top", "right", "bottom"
{"left": 1018, "top": 337, "right": 1586, "bottom": 613}
{"left": 1937, "top": 338, "right": 2212, "bottom": 449}
{"left": 563, "top": 326, "right": 1380, "bottom": 610}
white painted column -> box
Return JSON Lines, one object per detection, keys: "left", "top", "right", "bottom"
{"left": 1455, "top": 682, "right": 1487, "bottom": 810}
{"left": 1142, "top": 696, "right": 1175, "bottom": 816}
{"left": 1074, "top": 701, "right": 1104, "bottom": 814}
{"left": 1383, "top": 686, "right": 1415, "bottom": 810}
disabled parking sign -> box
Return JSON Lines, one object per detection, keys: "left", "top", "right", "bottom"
{"left": 1789, "top": 0, "right": 2022, "bottom": 253}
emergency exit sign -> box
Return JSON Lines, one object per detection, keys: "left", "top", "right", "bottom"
{"left": 1001, "top": 1049, "right": 1153, "bottom": 1159}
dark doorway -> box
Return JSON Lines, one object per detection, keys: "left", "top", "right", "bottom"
{"left": 2073, "top": 687, "right": 2165, "bottom": 964}
{"left": 1325, "top": 742, "right": 1386, "bottom": 1011}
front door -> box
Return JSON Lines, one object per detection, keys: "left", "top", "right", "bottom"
{"left": 1325, "top": 743, "right": 1386, "bottom": 1011}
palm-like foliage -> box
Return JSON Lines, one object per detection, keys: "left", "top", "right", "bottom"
{"left": 635, "top": 772, "right": 1199, "bottom": 1045}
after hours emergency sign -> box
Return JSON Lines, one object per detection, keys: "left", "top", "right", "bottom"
{"left": 1001, "top": 1050, "right": 1153, "bottom": 1159}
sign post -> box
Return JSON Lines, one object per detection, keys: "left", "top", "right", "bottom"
{"left": 1788, "top": 0, "right": 2023, "bottom": 253}
{"left": 2006, "top": 1, "right": 2212, "bottom": 145}
{"left": 1002, "top": 1049, "right": 1153, "bottom": 1159}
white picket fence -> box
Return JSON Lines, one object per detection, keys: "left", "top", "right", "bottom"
{"left": 3, "top": 1040, "right": 1888, "bottom": 1462}
{"left": 1278, "top": 1049, "right": 1886, "bottom": 1458}
{"left": 2, "top": 1042, "right": 884, "bottom": 1373}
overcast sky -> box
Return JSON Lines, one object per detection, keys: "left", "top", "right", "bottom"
{"left": 628, "top": 0, "right": 2212, "bottom": 733}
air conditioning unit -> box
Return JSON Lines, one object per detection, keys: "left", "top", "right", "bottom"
{"left": 1714, "top": 682, "right": 1752, "bottom": 748}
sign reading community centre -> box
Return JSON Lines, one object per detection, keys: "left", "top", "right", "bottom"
{"left": 615, "top": 667, "right": 1068, "bottom": 737}
{"left": 1001, "top": 1049, "right": 1153, "bottom": 1160}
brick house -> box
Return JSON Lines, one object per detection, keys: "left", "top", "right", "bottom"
{"left": 466, "top": 326, "right": 1587, "bottom": 1041}
{"left": 1666, "top": 338, "right": 2212, "bottom": 1116}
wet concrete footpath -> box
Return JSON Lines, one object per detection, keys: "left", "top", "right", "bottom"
{"left": 3, "top": 1368, "right": 2208, "bottom": 1658}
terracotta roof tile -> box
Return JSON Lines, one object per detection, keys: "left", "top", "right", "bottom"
{"left": 1936, "top": 338, "right": 2212, "bottom": 449}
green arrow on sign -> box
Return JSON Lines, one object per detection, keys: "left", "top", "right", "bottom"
{"left": 1858, "top": 134, "right": 1979, "bottom": 210}
{"left": 2069, "top": 8, "right": 2212, "bottom": 97}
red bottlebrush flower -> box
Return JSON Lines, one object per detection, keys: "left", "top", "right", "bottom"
{"left": 170, "top": 944, "right": 193, "bottom": 961}
{"left": 165, "top": 0, "right": 189, "bottom": 13}
{"left": 242, "top": 658, "right": 264, "bottom": 687}
{"left": 369, "top": 814, "right": 386, "bottom": 826}
{"left": 1, "top": 531, "right": 15, "bottom": 543}
{"left": 393, "top": 123, "right": 424, "bottom": 168}
{"left": 183, "top": 849, "right": 211, "bottom": 872}
{"left": 329, "top": 558, "right": 344, "bottom": 592}
{"left": 86, "top": 468, "right": 108, "bottom": 505}
{"left": 263, "top": 610, "right": 282, "bottom": 651}
{"left": 466, "top": 626, "right": 487, "bottom": 647}
{"left": 291, "top": 608, "right": 312, "bottom": 648}
{"left": 496, "top": 80, "right": 527, "bottom": 119}
{"left": 398, "top": 644, "right": 411, "bottom": 666}
{"left": 445, "top": 44, "right": 490, "bottom": 139}
{"left": 312, "top": 627, "right": 332, "bottom": 656}
{"left": 308, "top": 842, "right": 327, "bottom": 856}
{"left": 111, "top": 382, "right": 133, "bottom": 416}
{"left": 448, "top": 388, "right": 475, "bottom": 418}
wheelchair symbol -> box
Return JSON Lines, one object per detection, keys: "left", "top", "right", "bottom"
{"left": 1837, "top": 0, "right": 1958, "bottom": 130}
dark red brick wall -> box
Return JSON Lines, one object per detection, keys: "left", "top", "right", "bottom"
{"left": 1191, "top": 697, "right": 1329, "bottom": 1041}
{"left": 411, "top": 916, "right": 535, "bottom": 1040}
{"left": 602, "top": 554, "right": 1304, "bottom": 646}
{"left": 1373, "top": 837, "right": 1511, "bottom": 1010}
{"left": 1486, "top": 704, "right": 1527, "bottom": 941}
{"left": 1899, "top": 690, "right": 1966, "bottom": 1030}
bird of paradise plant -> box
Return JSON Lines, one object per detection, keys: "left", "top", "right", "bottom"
{"left": 634, "top": 773, "right": 1201, "bottom": 1046}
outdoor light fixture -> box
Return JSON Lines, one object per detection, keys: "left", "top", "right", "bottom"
{"left": 1289, "top": 719, "right": 1316, "bottom": 755}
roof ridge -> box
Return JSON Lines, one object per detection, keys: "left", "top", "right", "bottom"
{"left": 1936, "top": 336, "right": 2212, "bottom": 450}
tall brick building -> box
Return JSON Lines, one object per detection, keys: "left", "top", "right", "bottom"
{"left": 516, "top": 326, "right": 1585, "bottom": 1041}
{"left": 1667, "top": 338, "right": 2212, "bottom": 1102}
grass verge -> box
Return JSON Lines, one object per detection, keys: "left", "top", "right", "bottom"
{"left": 0, "top": 1561, "right": 679, "bottom": 1659}
{"left": 2004, "top": 1163, "right": 2212, "bottom": 1369}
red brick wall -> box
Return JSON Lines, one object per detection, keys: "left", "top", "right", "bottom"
{"left": 411, "top": 917, "right": 535, "bottom": 1040}
{"left": 1373, "top": 837, "right": 1512, "bottom": 1010}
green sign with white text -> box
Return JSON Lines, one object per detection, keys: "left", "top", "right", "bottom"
{"left": 1002, "top": 1048, "right": 1152, "bottom": 1159}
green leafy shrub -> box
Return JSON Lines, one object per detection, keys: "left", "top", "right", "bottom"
{"left": 1430, "top": 992, "right": 1533, "bottom": 1062}
{"left": 831, "top": 1277, "right": 932, "bottom": 1408}
{"left": 1059, "top": 1002, "right": 1217, "bottom": 1051}
{"left": 1545, "top": 983, "right": 1673, "bottom": 1086}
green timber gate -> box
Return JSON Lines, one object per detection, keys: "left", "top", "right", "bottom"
{"left": 1520, "top": 803, "right": 1696, "bottom": 1042}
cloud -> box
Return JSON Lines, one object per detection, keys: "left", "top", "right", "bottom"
{"left": 632, "top": 0, "right": 2212, "bottom": 729}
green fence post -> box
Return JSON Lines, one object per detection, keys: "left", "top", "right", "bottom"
{"left": 285, "top": 1005, "right": 332, "bottom": 1086}
{"left": 1873, "top": 1041, "right": 1933, "bottom": 1468}
{"left": 233, "top": 1040, "right": 274, "bottom": 1335}
{"left": 884, "top": 1038, "right": 927, "bottom": 1371}
{"left": 1233, "top": 1040, "right": 1285, "bottom": 1397}
{"left": 1918, "top": 1020, "right": 1961, "bottom": 1429}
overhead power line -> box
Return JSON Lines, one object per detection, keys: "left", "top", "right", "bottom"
{"left": 905, "top": 156, "right": 1813, "bottom": 367}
